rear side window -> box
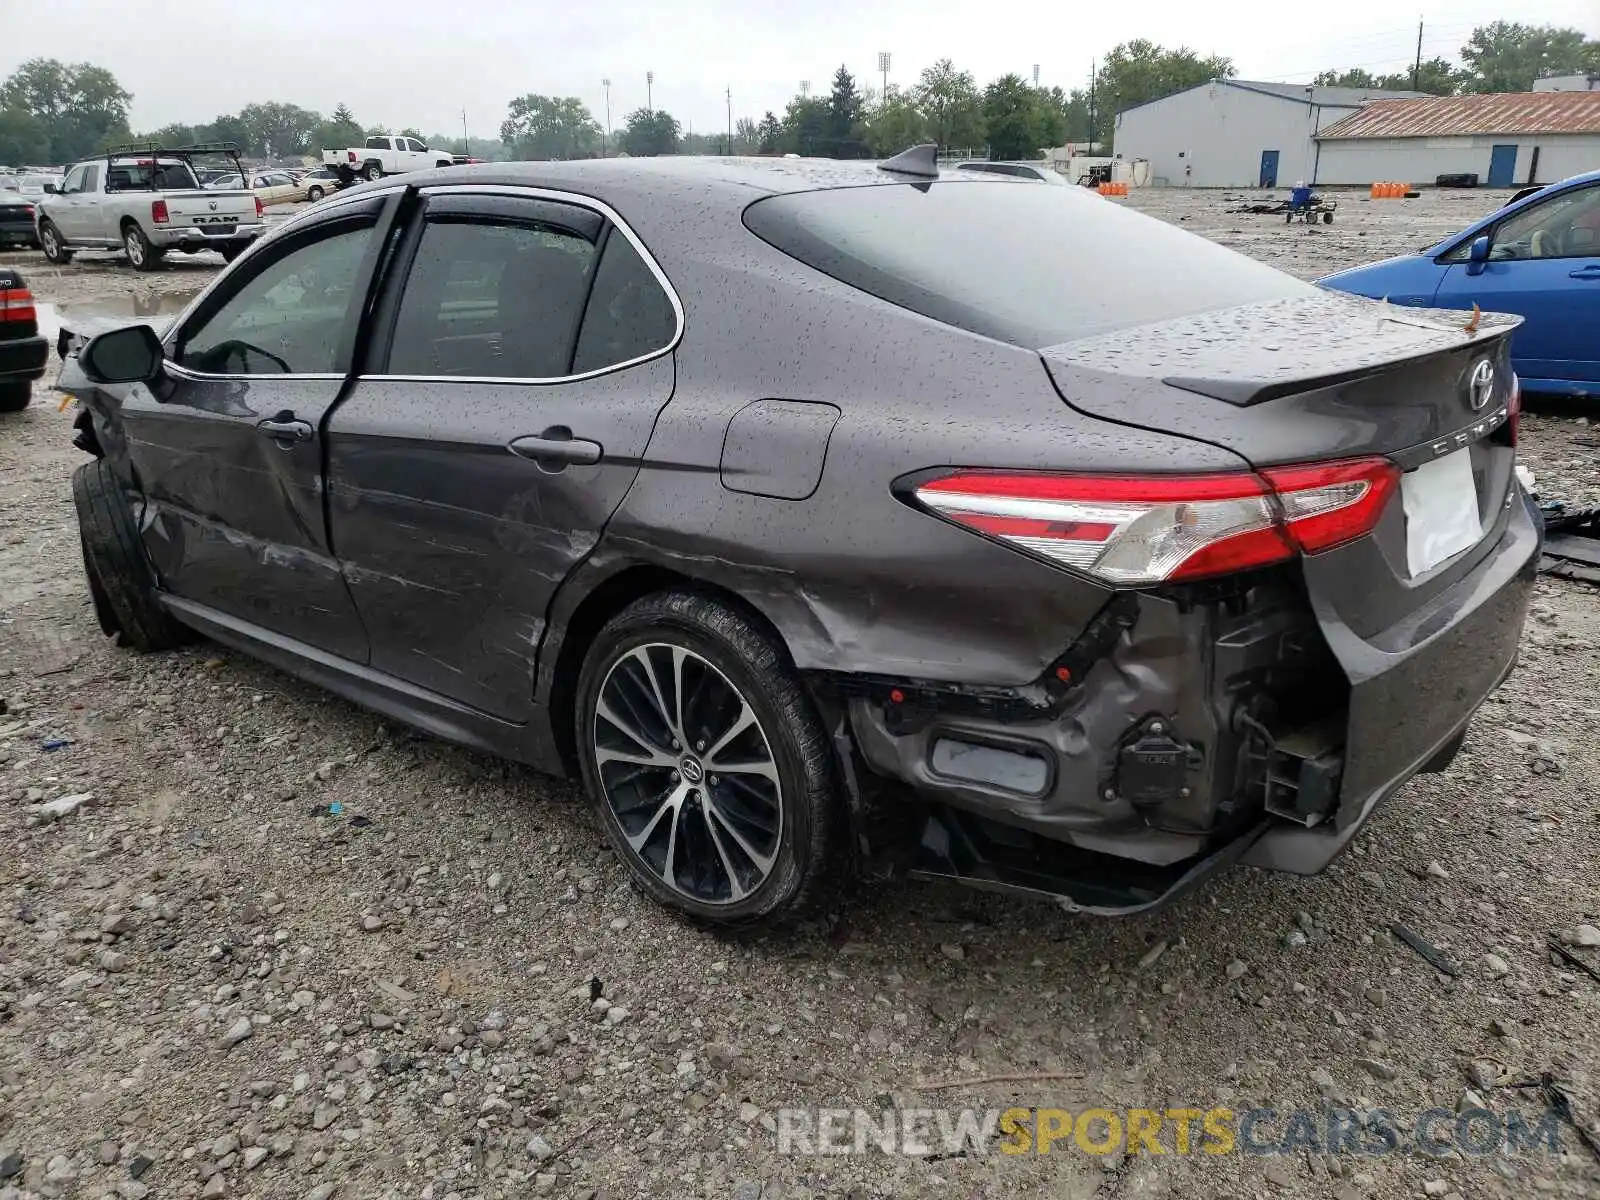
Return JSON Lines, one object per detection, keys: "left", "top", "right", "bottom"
{"left": 743, "top": 181, "right": 1311, "bottom": 348}
{"left": 387, "top": 217, "right": 599, "bottom": 378}
{"left": 571, "top": 232, "right": 678, "bottom": 374}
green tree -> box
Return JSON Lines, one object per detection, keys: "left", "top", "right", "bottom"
{"left": 863, "top": 88, "right": 928, "bottom": 156}
{"left": 778, "top": 95, "right": 831, "bottom": 155}
{"left": 733, "top": 116, "right": 759, "bottom": 154}
{"left": 1093, "top": 41, "right": 1234, "bottom": 148}
{"left": 0, "top": 106, "right": 50, "bottom": 165}
{"left": 237, "top": 101, "right": 322, "bottom": 157}
{"left": 825, "top": 65, "right": 866, "bottom": 157}
{"left": 619, "top": 108, "right": 680, "bottom": 156}
{"left": 912, "top": 58, "right": 985, "bottom": 152}
{"left": 1313, "top": 68, "right": 1379, "bottom": 88}
{"left": 0, "top": 58, "right": 132, "bottom": 162}
{"left": 1314, "top": 60, "right": 1459, "bottom": 95}
{"left": 499, "top": 94, "right": 602, "bottom": 159}
{"left": 315, "top": 103, "right": 363, "bottom": 152}
{"left": 982, "top": 74, "right": 1056, "bottom": 160}
{"left": 756, "top": 111, "right": 782, "bottom": 154}
{"left": 1458, "top": 22, "right": 1597, "bottom": 93}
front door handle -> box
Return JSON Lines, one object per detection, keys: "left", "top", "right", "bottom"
{"left": 1568, "top": 264, "right": 1600, "bottom": 279}
{"left": 508, "top": 427, "right": 603, "bottom": 469}
{"left": 258, "top": 414, "right": 313, "bottom": 443}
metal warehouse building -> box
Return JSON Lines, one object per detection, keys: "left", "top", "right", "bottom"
{"left": 1314, "top": 92, "right": 1600, "bottom": 187}
{"left": 1111, "top": 79, "right": 1425, "bottom": 188}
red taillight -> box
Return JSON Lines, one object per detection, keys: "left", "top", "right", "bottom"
{"left": 255, "top": 196, "right": 264, "bottom": 218}
{"left": 0, "top": 286, "right": 36, "bottom": 324}
{"left": 913, "top": 458, "right": 1399, "bottom": 585}
{"left": 151, "top": 199, "right": 170, "bottom": 224}
{"left": 347, "top": 151, "right": 358, "bottom": 163}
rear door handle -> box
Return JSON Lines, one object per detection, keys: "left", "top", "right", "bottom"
{"left": 508, "top": 427, "right": 603, "bottom": 469}
{"left": 1568, "top": 265, "right": 1600, "bottom": 279}
{"left": 257, "top": 414, "right": 313, "bottom": 443}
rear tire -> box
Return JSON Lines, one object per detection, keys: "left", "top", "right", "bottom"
{"left": 220, "top": 242, "right": 247, "bottom": 263}
{"left": 71, "top": 459, "right": 192, "bottom": 652}
{"left": 362, "top": 162, "right": 383, "bottom": 182}
{"left": 306, "top": 184, "right": 325, "bottom": 202}
{"left": 575, "top": 591, "right": 842, "bottom": 927}
{"left": 0, "top": 381, "right": 29, "bottom": 412}
{"left": 123, "top": 222, "right": 163, "bottom": 272}
{"left": 39, "top": 221, "right": 72, "bottom": 264}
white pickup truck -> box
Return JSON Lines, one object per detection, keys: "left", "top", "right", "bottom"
{"left": 36, "top": 143, "right": 266, "bottom": 271}
{"left": 322, "top": 135, "right": 455, "bottom": 185}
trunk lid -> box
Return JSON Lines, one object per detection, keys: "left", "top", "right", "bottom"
{"left": 1041, "top": 290, "right": 1523, "bottom": 638}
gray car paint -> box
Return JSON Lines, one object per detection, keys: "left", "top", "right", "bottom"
{"left": 58, "top": 157, "right": 1539, "bottom": 911}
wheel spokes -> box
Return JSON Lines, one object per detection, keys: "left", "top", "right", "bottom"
{"left": 705, "top": 795, "right": 778, "bottom": 877}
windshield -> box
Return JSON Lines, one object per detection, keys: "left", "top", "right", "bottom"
{"left": 743, "top": 180, "right": 1312, "bottom": 348}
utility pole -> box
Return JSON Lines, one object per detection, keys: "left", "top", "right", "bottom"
{"left": 726, "top": 86, "right": 732, "bottom": 155}
{"left": 878, "top": 52, "right": 891, "bottom": 107}
{"left": 1412, "top": 19, "right": 1423, "bottom": 91}
{"left": 646, "top": 71, "right": 654, "bottom": 113}
{"left": 1087, "top": 61, "right": 1096, "bottom": 154}
{"left": 602, "top": 79, "right": 611, "bottom": 156}
{"left": 461, "top": 108, "right": 469, "bottom": 157}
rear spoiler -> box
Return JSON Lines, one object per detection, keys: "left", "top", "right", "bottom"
{"left": 1045, "top": 292, "right": 1522, "bottom": 408}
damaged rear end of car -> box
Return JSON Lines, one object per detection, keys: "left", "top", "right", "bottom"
{"left": 741, "top": 179, "right": 1541, "bottom": 914}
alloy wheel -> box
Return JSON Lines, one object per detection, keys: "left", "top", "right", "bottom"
{"left": 124, "top": 229, "right": 144, "bottom": 267}
{"left": 593, "top": 642, "right": 783, "bottom": 905}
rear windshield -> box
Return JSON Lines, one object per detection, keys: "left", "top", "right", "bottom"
{"left": 742, "top": 180, "right": 1313, "bottom": 348}
{"left": 107, "top": 160, "right": 200, "bottom": 191}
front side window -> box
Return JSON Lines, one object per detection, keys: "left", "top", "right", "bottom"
{"left": 60, "top": 165, "right": 86, "bottom": 195}
{"left": 177, "top": 223, "right": 374, "bottom": 375}
{"left": 1490, "top": 185, "right": 1600, "bottom": 261}
{"left": 387, "top": 216, "right": 599, "bottom": 378}
{"left": 572, "top": 231, "right": 679, "bottom": 373}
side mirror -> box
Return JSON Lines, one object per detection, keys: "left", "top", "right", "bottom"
{"left": 1465, "top": 234, "right": 1491, "bottom": 276}
{"left": 43, "top": 182, "right": 57, "bottom": 194}
{"left": 79, "top": 325, "right": 165, "bottom": 386}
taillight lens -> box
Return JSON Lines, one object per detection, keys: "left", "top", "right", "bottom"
{"left": 255, "top": 196, "right": 264, "bottom": 218}
{"left": 151, "top": 199, "right": 170, "bottom": 224}
{"left": 1507, "top": 372, "right": 1521, "bottom": 444}
{"left": 347, "top": 151, "right": 358, "bottom": 163}
{"left": 0, "top": 285, "right": 36, "bottom": 324}
{"left": 913, "top": 458, "right": 1399, "bottom": 585}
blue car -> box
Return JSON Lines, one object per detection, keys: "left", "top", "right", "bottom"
{"left": 1321, "top": 170, "right": 1600, "bottom": 397}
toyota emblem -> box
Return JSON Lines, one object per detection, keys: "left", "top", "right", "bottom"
{"left": 1467, "top": 359, "right": 1494, "bottom": 411}
{"left": 208, "top": 200, "right": 217, "bottom": 212}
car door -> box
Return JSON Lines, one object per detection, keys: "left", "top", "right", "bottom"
{"left": 1433, "top": 180, "right": 1600, "bottom": 384}
{"left": 326, "top": 187, "right": 681, "bottom": 720}
{"left": 120, "top": 193, "right": 402, "bottom": 660}
{"left": 52, "top": 164, "right": 94, "bottom": 240}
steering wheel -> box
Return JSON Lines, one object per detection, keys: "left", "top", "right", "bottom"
{"left": 196, "top": 338, "right": 292, "bottom": 375}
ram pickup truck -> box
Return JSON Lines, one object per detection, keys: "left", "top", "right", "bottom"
{"left": 322, "top": 135, "right": 455, "bottom": 185}
{"left": 36, "top": 143, "right": 266, "bottom": 271}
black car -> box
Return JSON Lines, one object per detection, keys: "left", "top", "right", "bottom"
{"left": 56, "top": 149, "right": 1539, "bottom": 925}
{"left": 0, "top": 267, "right": 47, "bottom": 411}
{"left": 0, "top": 187, "right": 40, "bottom": 249}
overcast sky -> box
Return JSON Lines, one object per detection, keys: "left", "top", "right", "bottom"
{"left": 5, "top": 0, "right": 1598, "bottom": 141}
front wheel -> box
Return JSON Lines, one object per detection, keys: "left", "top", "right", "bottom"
{"left": 575, "top": 591, "right": 842, "bottom": 927}
{"left": 123, "top": 222, "right": 163, "bottom": 271}
{"left": 71, "top": 459, "right": 193, "bottom": 651}
{"left": 362, "top": 162, "right": 383, "bottom": 182}
{"left": 39, "top": 221, "right": 72, "bottom": 264}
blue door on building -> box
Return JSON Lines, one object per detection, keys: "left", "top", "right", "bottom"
{"left": 1488, "top": 144, "right": 1518, "bottom": 187}
{"left": 1259, "top": 150, "right": 1280, "bottom": 187}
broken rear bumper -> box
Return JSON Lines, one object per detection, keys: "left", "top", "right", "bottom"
{"left": 844, "top": 486, "right": 1540, "bottom": 914}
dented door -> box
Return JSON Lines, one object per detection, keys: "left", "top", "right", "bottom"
{"left": 126, "top": 203, "right": 390, "bottom": 661}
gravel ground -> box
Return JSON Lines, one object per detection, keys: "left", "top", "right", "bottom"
{"left": 2, "top": 187, "right": 1598, "bottom": 1200}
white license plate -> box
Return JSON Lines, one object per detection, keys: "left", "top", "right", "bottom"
{"left": 1400, "top": 449, "right": 1482, "bottom": 576}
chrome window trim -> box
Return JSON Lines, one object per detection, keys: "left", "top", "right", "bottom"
{"left": 164, "top": 361, "right": 345, "bottom": 384}
{"left": 158, "top": 180, "right": 683, "bottom": 386}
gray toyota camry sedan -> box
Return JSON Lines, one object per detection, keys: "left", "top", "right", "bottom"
{"left": 57, "top": 147, "right": 1539, "bottom": 926}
